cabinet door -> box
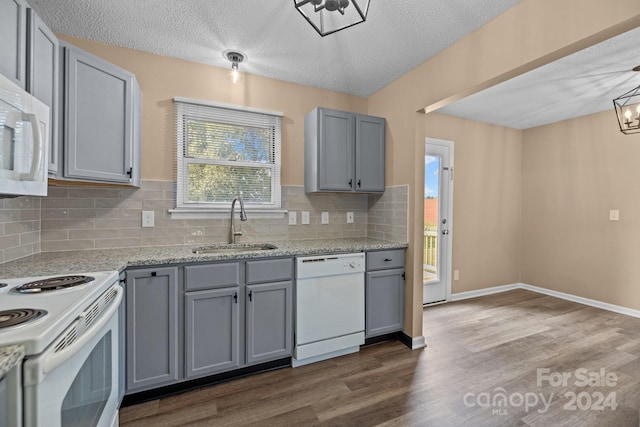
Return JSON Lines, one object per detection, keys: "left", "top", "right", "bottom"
{"left": 185, "top": 287, "right": 240, "bottom": 378}
{"left": 246, "top": 281, "right": 293, "bottom": 365}
{"left": 27, "top": 10, "right": 59, "bottom": 174}
{"left": 355, "top": 114, "right": 385, "bottom": 192}
{"left": 64, "top": 44, "right": 134, "bottom": 183}
{"left": 366, "top": 268, "right": 404, "bottom": 338}
{"left": 0, "top": 0, "right": 27, "bottom": 87}
{"left": 318, "top": 108, "right": 355, "bottom": 191}
{"left": 126, "top": 267, "right": 180, "bottom": 392}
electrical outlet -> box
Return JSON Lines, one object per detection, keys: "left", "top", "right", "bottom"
{"left": 288, "top": 211, "right": 297, "bottom": 225}
{"left": 321, "top": 212, "right": 329, "bottom": 224}
{"left": 301, "top": 211, "right": 310, "bottom": 225}
{"left": 454, "top": 270, "right": 459, "bottom": 281}
{"left": 609, "top": 209, "right": 620, "bottom": 221}
{"left": 346, "top": 212, "right": 354, "bottom": 223}
{"left": 142, "top": 211, "right": 154, "bottom": 227}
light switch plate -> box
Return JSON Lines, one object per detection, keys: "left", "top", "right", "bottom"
{"left": 609, "top": 209, "right": 620, "bottom": 221}
{"left": 288, "top": 211, "right": 297, "bottom": 225}
{"left": 321, "top": 212, "right": 329, "bottom": 224}
{"left": 346, "top": 212, "right": 354, "bottom": 223}
{"left": 142, "top": 211, "right": 154, "bottom": 227}
{"left": 301, "top": 211, "right": 310, "bottom": 225}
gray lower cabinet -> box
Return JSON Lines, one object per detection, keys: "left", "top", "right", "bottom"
{"left": 126, "top": 267, "right": 180, "bottom": 392}
{"left": 185, "top": 287, "right": 240, "bottom": 378}
{"left": 305, "top": 106, "right": 385, "bottom": 193}
{"left": 246, "top": 281, "right": 292, "bottom": 365}
{"left": 0, "top": 374, "right": 7, "bottom": 427}
{"left": 26, "top": 9, "right": 59, "bottom": 174}
{"left": 365, "top": 249, "right": 406, "bottom": 338}
{"left": 0, "top": 0, "right": 27, "bottom": 87}
{"left": 59, "top": 41, "right": 141, "bottom": 186}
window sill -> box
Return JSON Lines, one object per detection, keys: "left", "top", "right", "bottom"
{"left": 169, "top": 208, "right": 288, "bottom": 220}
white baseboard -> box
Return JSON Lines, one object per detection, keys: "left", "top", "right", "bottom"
{"left": 519, "top": 283, "right": 640, "bottom": 319}
{"left": 411, "top": 335, "right": 427, "bottom": 350}
{"left": 450, "top": 284, "right": 519, "bottom": 301}
{"left": 450, "top": 282, "right": 640, "bottom": 319}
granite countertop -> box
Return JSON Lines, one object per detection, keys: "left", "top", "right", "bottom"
{"left": 0, "top": 345, "right": 24, "bottom": 380}
{"left": 0, "top": 238, "right": 407, "bottom": 279}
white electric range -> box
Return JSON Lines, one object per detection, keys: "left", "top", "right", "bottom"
{"left": 0, "top": 271, "right": 122, "bottom": 427}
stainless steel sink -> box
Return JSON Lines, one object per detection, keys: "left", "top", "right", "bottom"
{"left": 192, "top": 243, "right": 277, "bottom": 254}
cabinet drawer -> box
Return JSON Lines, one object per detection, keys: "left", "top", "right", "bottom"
{"left": 185, "top": 262, "right": 240, "bottom": 291}
{"left": 246, "top": 258, "right": 293, "bottom": 284}
{"left": 367, "top": 250, "right": 405, "bottom": 271}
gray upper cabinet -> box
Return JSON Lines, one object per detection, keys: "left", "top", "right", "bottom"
{"left": 355, "top": 114, "right": 386, "bottom": 192}
{"left": 26, "top": 9, "right": 59, "bottom": 175}
{"left": 305, "top": 107, "right": 385, "bottom": 193}
{"left": 61, "top": 41, "right": 141, "bottom": 186}
{"left": 0, "top": 0, "right": 27, "bottom": 88}
{"left": 245, "top": 281, "right": 292, "bottom": 365}
{"left": 126, "top": 267, "right": 180, "bottom": 393}
{"left": 185, "top": 287, "right": 240, "bottom": 378}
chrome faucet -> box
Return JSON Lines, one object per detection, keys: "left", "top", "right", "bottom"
{"left": 229, "top": 196, "right": 247, "bottom": 244}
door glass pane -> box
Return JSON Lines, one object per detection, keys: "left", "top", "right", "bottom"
{"left": 61, "top": 331, "right": 112, "bottom": 427}
{"left": 424, "top": 155, "right": 440, "bottom": 283}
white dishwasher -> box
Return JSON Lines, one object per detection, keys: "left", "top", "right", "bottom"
{"left": 293, "top": 252, "right": 365, "bottom": 367}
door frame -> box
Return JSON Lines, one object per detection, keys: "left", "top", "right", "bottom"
{"left": 424, "top": 137, "right": 454, "bottom": 303}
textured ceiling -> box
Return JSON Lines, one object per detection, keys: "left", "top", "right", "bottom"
{"left": 438, "top": 26, "right": 640, "bottom": 130}
{"left": 26, "top": 0, "right": 524, "bottom": 98}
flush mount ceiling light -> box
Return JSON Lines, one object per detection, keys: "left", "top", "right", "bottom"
{"left": 294, "top": 0, "right": 370, "bottom": 37}
{"left": 613, "top": 65, "right": 640, "bottom": 135}
{"left": 223, "top": 50, "right": 246, "bottom": 84}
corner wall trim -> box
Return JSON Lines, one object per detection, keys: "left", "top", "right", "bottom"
{"left": 409, "top": 334, "right": 427, "bottom": 350}
{"left": 451, "top": 283, "right": 640, "bottom": 319}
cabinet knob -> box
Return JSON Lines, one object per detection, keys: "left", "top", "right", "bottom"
{"left": 233, "top": 292, "right": 238, "bottom": 303}
{"left": 248, "top": 290, "right": 253, "bottom": 302}
{"left": 384, "top": 258, "right": 392, "bottom": 262}
{"left": 348, "top": 179, "right": 353, "bottom": 188}
{"left": 357, "top": 179, "right": 361, "bottom": 188}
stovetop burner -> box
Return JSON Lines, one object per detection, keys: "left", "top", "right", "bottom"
{"left": 12, "top": 275, "right": 95, "bottom": 294}
{"left": 0, "top": 309, "right": 47, "bottom": 328}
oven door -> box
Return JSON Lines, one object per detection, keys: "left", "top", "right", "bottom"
{"left": 22, "top": 285, "right": 123, "bottom": 427}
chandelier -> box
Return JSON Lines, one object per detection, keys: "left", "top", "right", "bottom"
{"left": 613, "top": 65, "right": 640, "bottom": 135}
{"left": 294, "top": 0, "right": 370, "bottom": 37}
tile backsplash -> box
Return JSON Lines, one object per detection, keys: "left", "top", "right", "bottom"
{"left": 0, "top": 181, "right": 407, "bottom": 262}
{"left": 0, "top": 197, "right": 41, "bottom": 263}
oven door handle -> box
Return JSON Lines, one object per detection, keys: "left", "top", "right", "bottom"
{"left": 42, "top": 286, "right": 123, "bottom": 375}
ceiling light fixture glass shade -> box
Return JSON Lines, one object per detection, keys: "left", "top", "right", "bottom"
{"left": 614, "top": 85, "right": 640, "bottom": 134}
{"left": 224, "top": 50, "right": 246, "bottom": 84}
{"left": 294, "top": 0, "right": 370, "bottom": 37}
{"left": 613, "top": 66, "right": 640, "bottom": 135}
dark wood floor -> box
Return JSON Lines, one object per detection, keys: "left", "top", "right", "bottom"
{"left": 119, "top": 289, "right": 640, "bottom": 426}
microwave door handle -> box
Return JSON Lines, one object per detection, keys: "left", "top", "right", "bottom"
{"left": 19, "top": 113, "right": 43, "bottom": 181}
{"left": 41, "top": 286, "right": 123, "bottom": 376}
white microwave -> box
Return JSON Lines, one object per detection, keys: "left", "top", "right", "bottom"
{"left": 0, "top": 73, "right": 49, "bottom": 197}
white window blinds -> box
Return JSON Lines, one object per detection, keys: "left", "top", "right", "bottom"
{"left": 174, "top": 98, "right": 282, "bottom": 209}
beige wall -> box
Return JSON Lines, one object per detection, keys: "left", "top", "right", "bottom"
{"left": 58, "top": 35, "right": 367, "bottom": 185}
{"left": 369, "top": 0, "right": 640, "bottom": 338}
{"left": 522, "top": 110, "right": 640, "bottom": 309}
{"left": 423, "top": 114, "right": 522, "bottom": 293}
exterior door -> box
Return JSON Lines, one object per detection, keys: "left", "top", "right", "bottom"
{"left": 424, "top": 138, "right": 454, "bottom": 304}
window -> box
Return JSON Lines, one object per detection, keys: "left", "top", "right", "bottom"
{"left": 174, "top": 98, "right": 282, "bottom": 212}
